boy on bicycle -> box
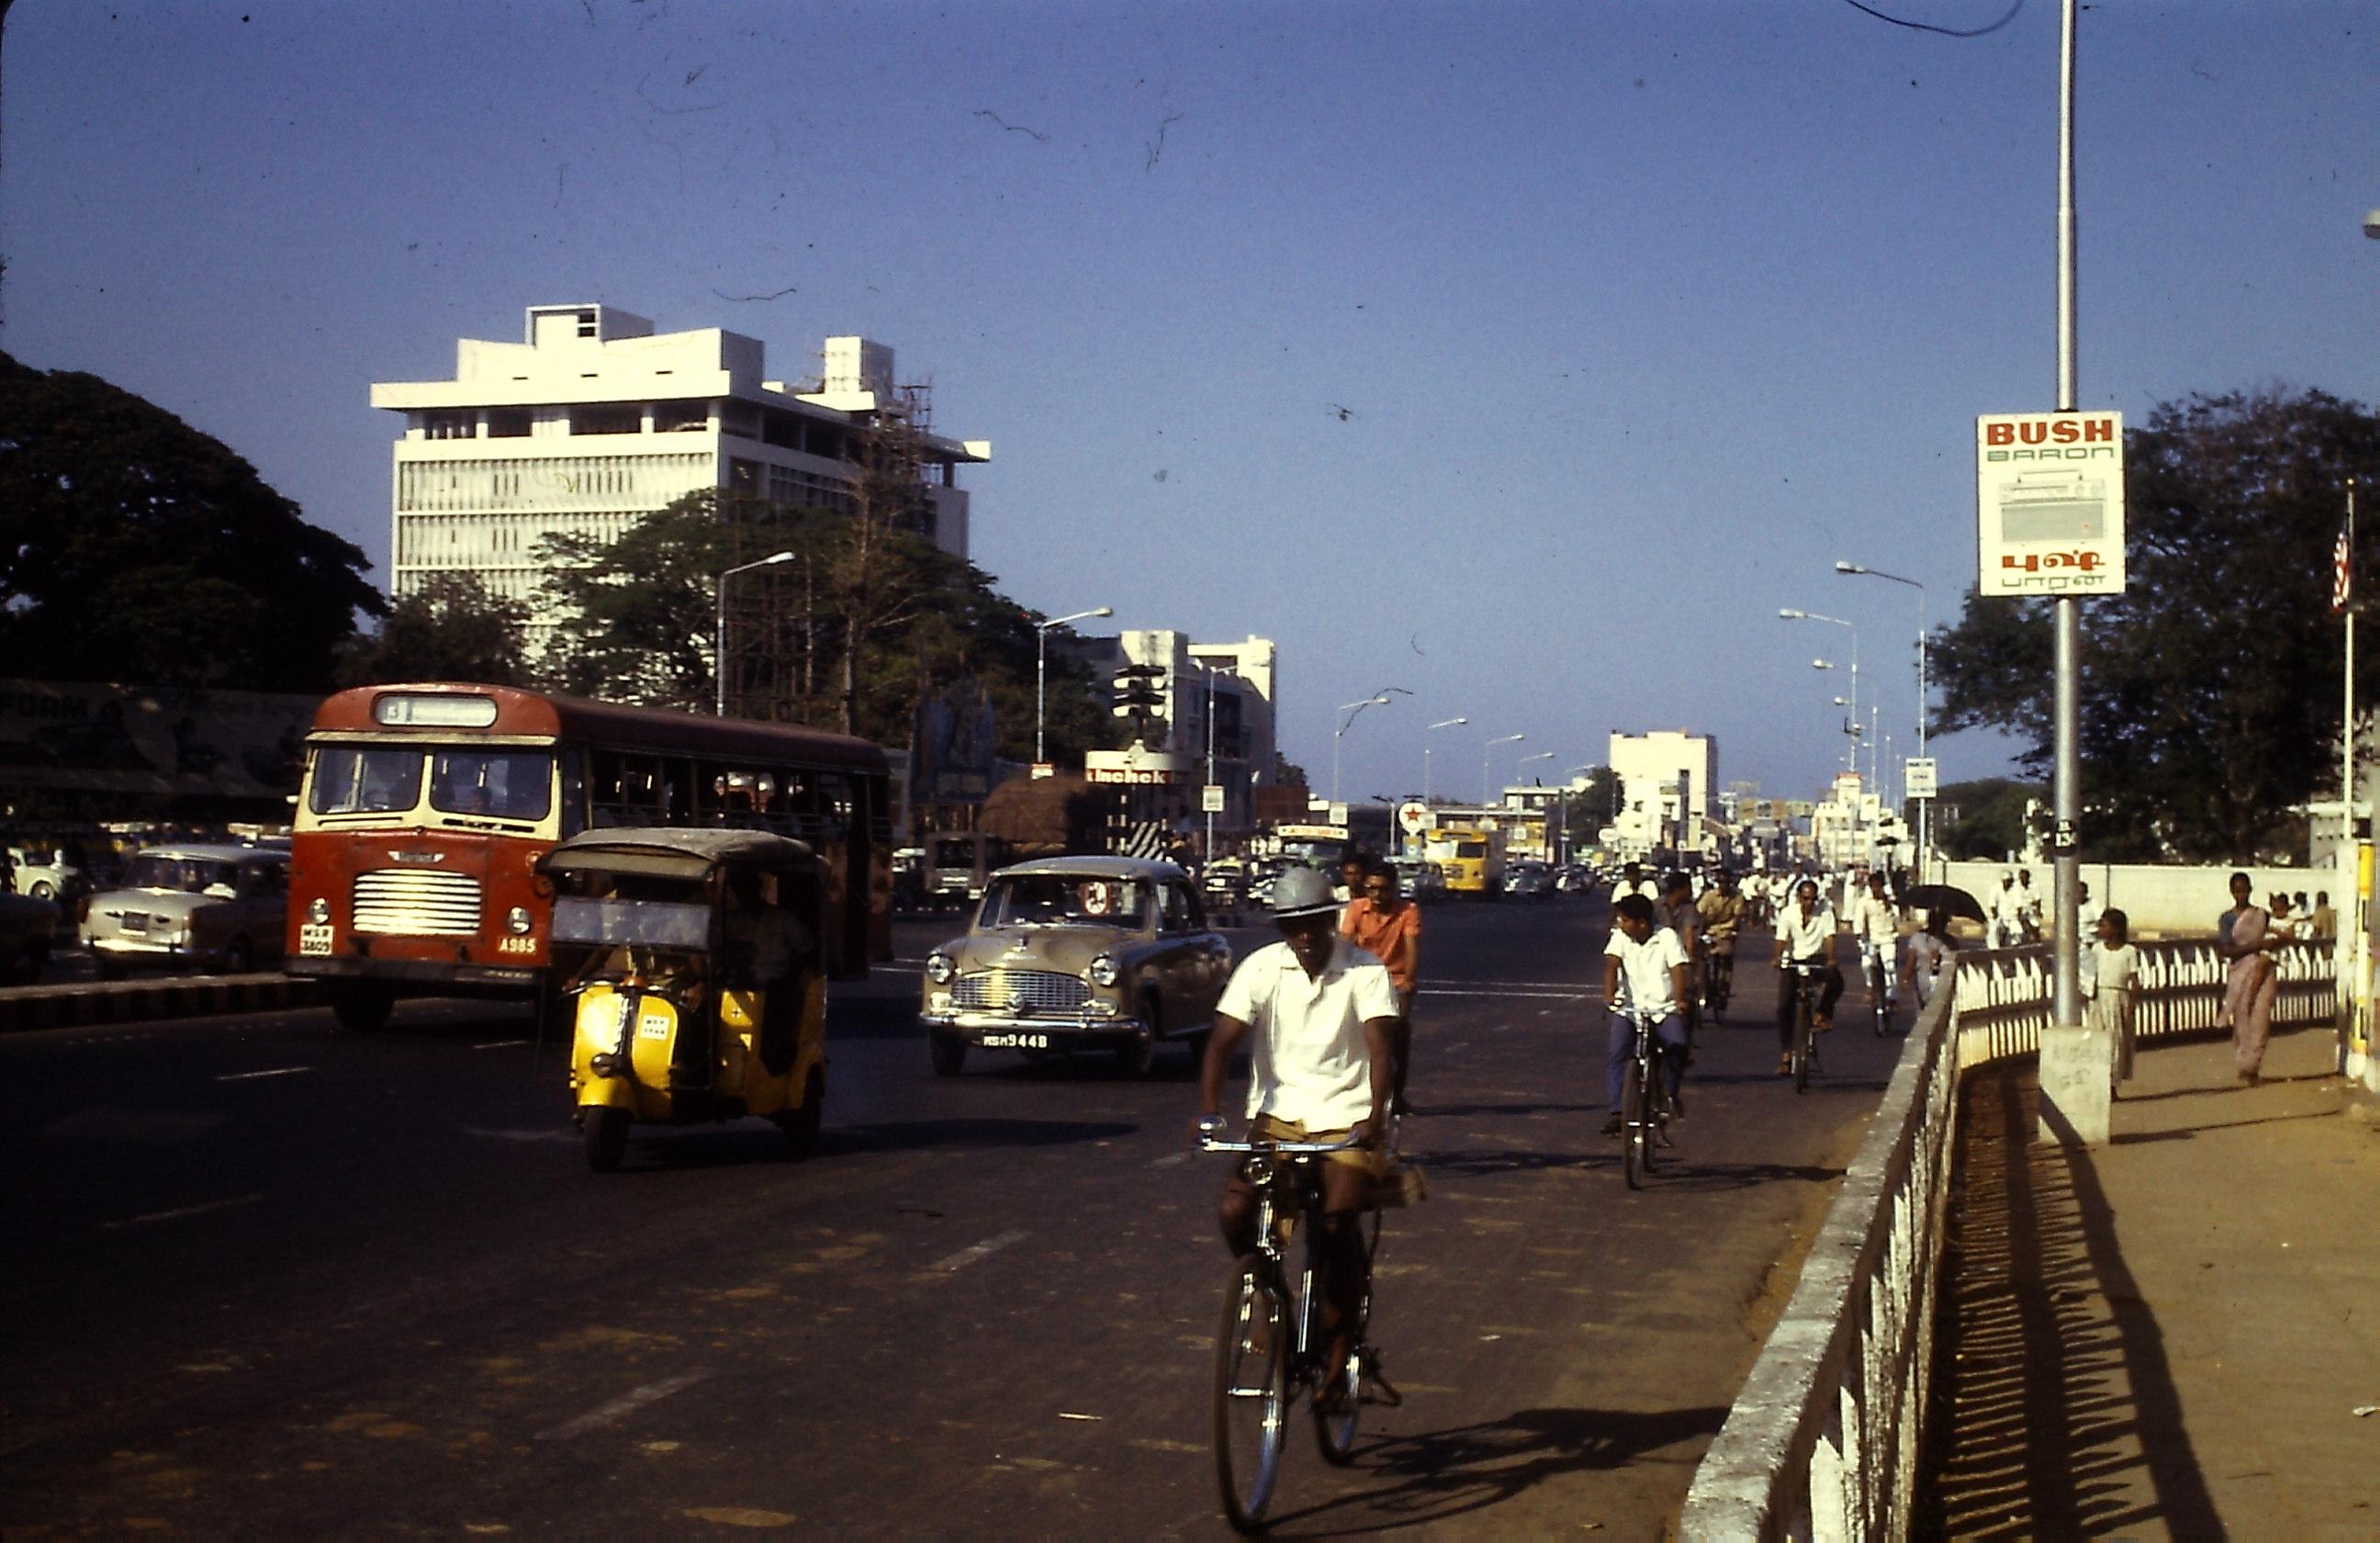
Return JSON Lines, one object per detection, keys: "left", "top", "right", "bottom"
{"left": 1695, "top": 870, "right": 1745, "bottom": 1017}
{"left": 1849, "top": 869, "right": 1901, "bottom": 1018}
{"left": 1199, "top": 864, "right": 1400, "bottom": 1402}
{"left": 1600, "top": 894, "right": 1691, "bottom": 1134}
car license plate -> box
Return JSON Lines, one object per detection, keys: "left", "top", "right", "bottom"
{"left": 119, "top": 913, "right": 149, "bottom": 934}
{"left": 981, "top": 1032, "right": 1050, "bottom": 1050}
{"left": 298, "top": 923, "right": 334, "bottom": 956}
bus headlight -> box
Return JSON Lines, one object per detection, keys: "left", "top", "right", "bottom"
{"left": 926, "top": 952, "right": 955, "bottom": 985}
{"left": 308, "top": 897, "right": 331, "bottom": 925}
{"left": 1088, "top": 953, "right": 1120, "bottom": 988}
{"left": 506, "top": 906, "right": 533, "bottom": 936}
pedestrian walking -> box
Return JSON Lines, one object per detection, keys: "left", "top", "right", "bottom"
{"left": 2087, "top": 907, "right": 2140, "bottom": 1093}
{"left": 2219, "top": 872, "right": 2281, "bottom": 1085}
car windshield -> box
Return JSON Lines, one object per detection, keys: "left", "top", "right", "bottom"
{"left": 978, "top": 874, "right": 1150, "bottom": 929}
{"left": 126, "top": 855, "right": 241, "bottom": 894}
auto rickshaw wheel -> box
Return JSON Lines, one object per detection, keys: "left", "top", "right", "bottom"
{"left": 581, "top": 1107, "right": 630, "bottom": 1172}
{"left": 775, "top": 1066, "right": 825, "bottom": 1159}
{"left": 929, "top": 1031, "right": 968, "bottom": 1077}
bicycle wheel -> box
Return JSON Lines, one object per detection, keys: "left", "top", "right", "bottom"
{"left": 1709, "top": 955, "right": 1732, "bottom": 1016}
{"left": 1870, "top": 960, "right": 1892, "bottom": 1036}
{"left": 1214, "top": 1256, "right": 1289, "bottom": 1533}
{"left": 1792, "top": 995, "right": 1812, "bottom": 1095}
{"left": 1314, "top": 1213, "right": 1378, "bottom": 1465}
{"left": 1621, "top": 1045, "right": 1649, "bottom": 1189}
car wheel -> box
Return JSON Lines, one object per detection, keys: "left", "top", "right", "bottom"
{"left": 219, "top": 936, "right": 255, "bottom": 975}
{"left": 329, "top": 984, "right": 396, "bottom": 1033}
{"left": 1115, "top": 995, "right": 1161, "bottom": 1077}
{"left": 929, "top": 1031, "right": 968, "bottom": 1077}
{"left": 93, "top": 952, "right": 127, "bottom": 982}
{"left": 28, "top": 881, "right": 52, "bottom": 901}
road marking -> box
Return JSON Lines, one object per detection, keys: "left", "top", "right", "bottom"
{"left": 215, "top": 1065, "right": 313, "bottom": 1082}
{"left": 1420, "top": 987, "right": 1597, "bottom": 1000}
{"left": 471, "top": 1040, "right": 530, "bottom": 1051}
{"left": 931, "top": 1229, "right": 1027, "bottom": 1273}
{"left": 102, "top": 1193, "right": 264, "bottom": 1231}
{"left": 1148, "top": 1151, "right": 1195, "bottom": 1169}
{"left": 534, "top": 1368, "right": 715, "bottom": 1441}
{"left": 1430, "top": 979, "right": 1598, "bottom": 990}
{"left": 461, "top": 1126, "right": 576, "bottom": 1144}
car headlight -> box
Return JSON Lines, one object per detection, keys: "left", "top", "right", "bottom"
{"left": 506, "top": 906, "right": 533, "bottom": 936}
{"left": 308, "top": 897, "right": 331, "bottom": 925}
{"left": 926, "top": 952, "right": 955, "bottom": 985}
{"left": 1088, "top": 953, "right": 1119, "bottom": 988}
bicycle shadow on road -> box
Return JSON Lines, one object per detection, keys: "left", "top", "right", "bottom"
{"left": 1261, "top": 1402, "right": 1730, "bottom": 1536}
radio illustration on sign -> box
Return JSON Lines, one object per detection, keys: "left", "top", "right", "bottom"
{"left": 1976, "top": 411, "right": 2127, "bottom": 597}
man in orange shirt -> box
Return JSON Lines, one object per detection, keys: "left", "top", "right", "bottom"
{"left": 1341, "top": 860, "right": 1423, "bottom": 1114}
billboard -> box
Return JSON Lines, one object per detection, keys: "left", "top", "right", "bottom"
{"left": 1976, "top": 411, "right": 2125, "bottom": 596}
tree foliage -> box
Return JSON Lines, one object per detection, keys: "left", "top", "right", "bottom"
{"left": 0, "top": 351, "right": 382, "bottom": 690}
{"left": 336, "top": 573, "right": 533, "bottom": 689}
{"left": 1930, "top": 777, "right": 2043, "bottom": 862}
{"left": 1932, "top": 387, "right": 2380, "bottom": 862}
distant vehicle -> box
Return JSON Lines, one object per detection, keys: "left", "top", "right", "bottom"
{"left": 83, "top": 842, "right": 290, "bottom": 977}
{"left": 920, "top": 857, "right": 1230, "bottom": 1077}
{"left": 1555, "top": 863, "right": 1594, "bottom": 895}
{"left": 0, "top": 890, "right": 62, "bottom": 983}
{"left": 1245, "top": 856, "right": 1292, "bottom": 911}
{"left": 1504, "top": 861, "right": 1555, "bottom": 899}
{"left": 892, "top": 846, "right": 926, "bottom": 911}
{"left": 923, "top": 833, "right": 1013, "bottom": 909}
{"left": 1202, "top": 857, "right": 1251, "bottom": 925}
{"left": 1274, "top": 825, "right": 1351, "bottom": 875}
{"left": 1388, "top": 855, "right": 1444, "bottom": 902}
{"left": 4, "top": 844, "right": 88, "bottom": 907}
{"left": 1424, "top": 827, "right": 1508, "bottom": 900}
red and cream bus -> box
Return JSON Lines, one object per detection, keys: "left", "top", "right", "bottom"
{"left": 286, "top": 683, "right": 891, "bottom": 1030}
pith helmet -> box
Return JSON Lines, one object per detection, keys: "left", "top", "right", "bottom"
{"left": 1270, "top": 864, "right": 1341, "bottom": 921}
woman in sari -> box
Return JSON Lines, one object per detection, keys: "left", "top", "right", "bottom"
{"left": 2219, "top": 872, "right": 2280, "bottom": 1085}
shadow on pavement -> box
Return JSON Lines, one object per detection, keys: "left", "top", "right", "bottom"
{"left": 2110, "top": 1107, "right": 2341, "bottom": 1145}
{"left": 1262, "top": 1402, "right": 1730, "bottom": 1536}
{"left": 833, "top": 1116, "right": 1139, "bottom": 1154}
{"left": 1921, "top": 1064, "right": 2219, "bottom": 1540}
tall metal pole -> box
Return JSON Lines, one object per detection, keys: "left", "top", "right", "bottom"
{"left": 1036, "top": 630, "right": 1049, "bottom": 764}
{"left": 1205, "top": 663, "right": 1218, "bottom": 864}
{"left": 2051, "top": 0, "right": 2082, "bottom": 1028}
{"left": 1918, "top": 586, "right": 1929, "bottom": 878}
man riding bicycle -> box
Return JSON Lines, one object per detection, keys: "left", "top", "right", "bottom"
{"left": 1694, "top": 870, "right": 1745, "bottom": 1016}
{"left": 1200, "top": 864, "right": 1400, "bottom": 1407}
{"left": 1600, "top": 895, "right": 1691, "bottom": 1134}
{"left": 1848, "top": 869, "right": 1901, "bottom": 1019}
{"left": 1772, "top": 878, "right": 1844, "bottom": 1076}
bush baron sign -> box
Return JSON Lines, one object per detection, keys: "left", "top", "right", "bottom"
{"left": 1975, "top": 411, "right": 2125, "bottom": 596}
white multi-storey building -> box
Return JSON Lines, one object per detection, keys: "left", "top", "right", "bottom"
{"left": 371, "top": 304, "right": 989, "bottom": 640}
{"left": 1608, "top": 729, "right": 1717, "bottom": 858}
{"left": 1063, "top": 630, "right": 1279, "bottom": 833}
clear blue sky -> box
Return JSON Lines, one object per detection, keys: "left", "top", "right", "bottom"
{"left": 5, "top": 0, "right": 2374, "bottom": 806}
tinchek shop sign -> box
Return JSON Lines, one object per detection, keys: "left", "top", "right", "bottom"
{"left": 1975, "top": 411, "right": 2126, "bottom": 597}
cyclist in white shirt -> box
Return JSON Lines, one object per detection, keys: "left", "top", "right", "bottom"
{"left": 1771, "top": 877, "right": 1843, "bottom": 1075}
{"left": 1600, "top": 894, "right": 1690, "bottom": 1134}
{"left": 1848, "top": 870, "right": 1901, "bottom": 1018}
{"left": 1200, "top": 864, "right": 1400, "bottom": 1402}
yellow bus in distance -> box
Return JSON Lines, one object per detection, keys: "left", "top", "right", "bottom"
{"left": 1423, "top": 827, "right": 1506, "bottom": 899}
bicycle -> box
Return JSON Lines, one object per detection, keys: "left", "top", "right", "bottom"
{"left": 1199, "top": 1118, "right": 1400, "bottom": 1534}
{"left": 1611, "top": 999, "right": 1670, "bottom": 1190}
{"left": 1702, "top": 947, "right": 1735, "bottom": 1019}
{"left": 1783, "top": 960, "right": 1825, "bottom": 1094}
{"left": 1862, "top": 945, "right": 1897, "bottom": 1037}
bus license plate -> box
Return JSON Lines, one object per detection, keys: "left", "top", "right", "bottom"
{"left": 981, "top": 1032, "right": 1050, "bottom": 1050}
{"left": 298, "top": 924, "right": 334, "bottom": 955}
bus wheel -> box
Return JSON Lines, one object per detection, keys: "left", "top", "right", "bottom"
{"left": 329, "top": 984, "right": 396, "bottom": 1033}
{"left": 581, "top": 1107, "right": 630, "bottom": 1172}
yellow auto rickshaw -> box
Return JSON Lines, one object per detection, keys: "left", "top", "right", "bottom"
{"left": 540, "top": 828, "right": 828, "bottom": 1172}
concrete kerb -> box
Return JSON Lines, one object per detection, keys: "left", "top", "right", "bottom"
{"left": 0, "top": 974, "right": 324, "bottom": 1032}
{"left": 1678, "top": 983, "right": 1955, "bottom": 1538}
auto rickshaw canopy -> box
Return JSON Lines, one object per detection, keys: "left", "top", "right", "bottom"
{"left": 539, "top": 827, "right": 820, "bottom": 883}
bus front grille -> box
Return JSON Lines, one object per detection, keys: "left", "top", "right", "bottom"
{"left": 353, "top": 870, "right": 484, "bottom": 936}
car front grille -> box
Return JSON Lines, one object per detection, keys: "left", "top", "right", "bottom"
{"left": 952, "top": 969, "right": 1088, "bottom": 1015}
{"left": 352, "top": 869, "right": 483, "bottom": 937}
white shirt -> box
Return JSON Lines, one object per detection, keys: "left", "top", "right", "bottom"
{"left": 1850, "top": 892, "right": 1899, "bottom": 948}
{"left": 1617, "top": 877, "right": 1659, "bottom": 903}
{"left": 1777, "top": 903, "right": 1838, "bottom": 962}
{"left": 1604, "top": 925, "right": 1689, "bottom": 1015}
{"left": 1217, "top": 937, "right": 1399, "bottom": 1129}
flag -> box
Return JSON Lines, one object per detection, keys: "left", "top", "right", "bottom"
{"left": 2334, "top": 520, "right": 2353, "bottom": 615}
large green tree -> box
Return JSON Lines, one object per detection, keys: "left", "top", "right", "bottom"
{"left": 336, "top": 573, "right": 534, "bottom": 689}
{"left": 0, "top": 351, "right": 383, "bottom": 690}
{"left": 1932, "top": 387, "right": 2380, "bottom": 862}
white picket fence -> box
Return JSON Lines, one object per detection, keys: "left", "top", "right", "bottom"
{"left": 1676, "top": 939, "right": 2336, "bottom": 1540}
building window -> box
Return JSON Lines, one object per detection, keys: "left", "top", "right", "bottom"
{"left": 576, "top": 309, "right": 598, "bottom": 338}
{"left": 423, "top": 411, "right": 476, "bottom": 440}
{"left": 570, "top": 404, "right": 641, "bottom": 435}
{"left": 762, "top": 409, "right": 803, "bottom": 450}
{"left": 653, "top": 400, "right": 709, "bottom": 434}
{"left": 487, "top": 408, "right": 532, "bottom": 438}
{"left": 718, "top": 400, "right": 760, "bottom": 441}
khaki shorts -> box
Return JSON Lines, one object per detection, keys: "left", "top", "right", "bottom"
{"left": 1248, "top": 1113, "right": 1393, "bottom": 1182}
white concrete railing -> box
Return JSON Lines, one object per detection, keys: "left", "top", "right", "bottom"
{"left": 1677, "top": 939, "right": 2336, "bottom": 1540}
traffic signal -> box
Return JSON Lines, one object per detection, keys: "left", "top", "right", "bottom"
{"left": 1111, "top": 663, "right": 1168, "bottom": 717}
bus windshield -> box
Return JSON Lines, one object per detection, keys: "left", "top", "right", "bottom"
{"left": 309, "top": 747, "right": 553, "bottom": 821}
{"left": 309, "top": 747, "right": 423, "bottom": 815}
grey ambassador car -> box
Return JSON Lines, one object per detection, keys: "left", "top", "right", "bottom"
{"left": 82, "top": 842, "right": 289, "bottom": 977}
{"left": 921, "top": 856, "right": 1231, "bottom": 1076}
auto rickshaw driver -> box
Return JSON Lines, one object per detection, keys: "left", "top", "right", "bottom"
{"left": 723, "top": 867, "right": 814, "bottom": 1076}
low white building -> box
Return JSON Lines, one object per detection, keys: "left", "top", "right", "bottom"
{"left": 371, "top": 304, "right": 989, "bottom": 644}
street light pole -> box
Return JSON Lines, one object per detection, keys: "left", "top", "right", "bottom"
{"left": 1836, "top": 561, "right": 1930, "bottom": 877}
{"left": 1331, "top": 694, "right": 1394, "bottom": 806}
{"left": 714, "top": 551, "right": 796, "bottom": 716}
{"left": 1034, "top": 605, "right": 1113, "bottom": 765}
{"left": 1421, "top": 716, "right": 1468, "bottom": 806}
{"left": 1481, "top": 733, "right": 1523, "bottom": 806}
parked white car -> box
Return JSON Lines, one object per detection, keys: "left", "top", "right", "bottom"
{"left": 83, "top": 843, "right": 290, "bottom": 977}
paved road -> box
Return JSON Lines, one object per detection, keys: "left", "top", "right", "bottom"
{"left": 4, "top": 897, "right": 1910, "bottom": 1537}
